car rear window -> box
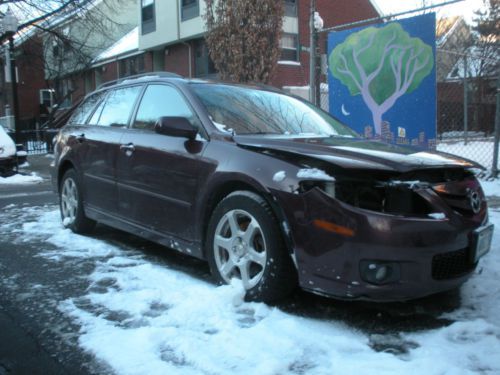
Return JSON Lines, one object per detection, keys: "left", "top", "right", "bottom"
{"left": 89, "top": 86, "right": 142, "bottom": 127}
{"left": 67, "top": 92, "right": 105, "bottom": 126}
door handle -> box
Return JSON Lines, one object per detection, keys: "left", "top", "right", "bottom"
{"left": 120, "top": 143, "right": 135, "bottom": 153}
{"left": 76, "top": 133, "right": 85, "bottom": 143}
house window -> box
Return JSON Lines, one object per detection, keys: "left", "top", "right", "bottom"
{"left": 181, "top": 0, "right": 199, "bottom": 21}
{"left": 56, "top": 78, "right": 73, "bottom": 108}
{"left": 194, "top": 40, "right": 216, "bottom": 78}
{"left": 119, "top": 55, "right": 145, "bottom": 78}
{"left": 284, "top": 0, "right": 297, "bottom": 17}
{"left": 141, "top": 0, "right": 156, "bottom": 34}
{"left": 280, "top": 34, "right": 298, "bottom": 61}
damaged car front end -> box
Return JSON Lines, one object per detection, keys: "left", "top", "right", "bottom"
{"left": 235, "top": 136, "right": 493, "bottom": 301}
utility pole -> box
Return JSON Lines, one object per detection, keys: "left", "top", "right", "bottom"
{"left": 491, "top": 75, "right": 500, "bottom": 178}
{"left": 309, "top": 0, "right": 316, "bottom": 104}
{"left": 463, "top": 55, "right": 468, "bottom": 145}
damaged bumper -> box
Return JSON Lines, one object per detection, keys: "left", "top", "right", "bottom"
{"left": 273, "top": 180, "right": 491, "bottom": 302}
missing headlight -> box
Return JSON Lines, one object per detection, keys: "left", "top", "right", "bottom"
{"left": 299, "top": 180, "right": 336, "bottom": 198}
{"left": 338, "top": 181, "right": 432, "bottom": 215}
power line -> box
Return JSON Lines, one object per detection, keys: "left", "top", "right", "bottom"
{"left": 319, "top": 0, "right": 465, "bottom": 33}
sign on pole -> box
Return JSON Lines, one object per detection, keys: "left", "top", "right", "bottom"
{"left": 328, "top": 13, "right": 436, "bottom": 149}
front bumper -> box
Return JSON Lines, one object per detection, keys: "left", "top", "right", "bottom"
{"left": 0, "top": 156, "right": 17, "bottom": 174}
{"left": 274, "top": 185, "right": 490, "bottom": 302}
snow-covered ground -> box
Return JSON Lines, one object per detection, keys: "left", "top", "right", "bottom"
{"left": 1, "top": 205, "right": 499, "bottom": 375}
{"left": 482, "top": 179, "right": 500, "bottom": 197}
{"left": 437, "top": 140, "right": 499, "bottom": 172}
{"left": 0, "top": 172, "right": 43, "bottom": 184}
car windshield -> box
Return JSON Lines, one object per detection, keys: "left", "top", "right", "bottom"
{"left": 190, "top": 83, "right": 358, "bottom": 137}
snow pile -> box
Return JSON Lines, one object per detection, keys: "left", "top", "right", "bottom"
{"left": 0, "top": 172, "right": 43, "bottom": 184}
{"left": 481, "top": 179, "right": 500, "bottom": 197}
{"left": 273, "top": 171, "right": 286, "bottom": 182}
{"left": 2, "top": 206, "right": 500, "bottom": 375}
{"left": 296, "top": 168, "right": 335, "bottom": 181}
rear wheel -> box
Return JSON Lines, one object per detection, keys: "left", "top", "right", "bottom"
{"left": 206, "top": 191, "right": 297, "bottom": 302}
{"left": 59, "top": 169, "right": 96, "bottom": 234}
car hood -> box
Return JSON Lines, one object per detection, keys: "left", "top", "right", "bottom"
{"left": 234, "top": 135, "right": 480, "bottom": 173}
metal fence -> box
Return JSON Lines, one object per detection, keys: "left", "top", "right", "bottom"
{"left": 5, "top": 129, "right": 56, "bottom": 155}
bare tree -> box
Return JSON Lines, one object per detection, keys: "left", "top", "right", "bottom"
{"left": 204, "top": 0, "right": 284, "bottom": 84}
{"left": 467, "top": 0, "right": 499, "bottom": 132}
{"left": 1, "top": 0, "right": 136, "bottom": 121}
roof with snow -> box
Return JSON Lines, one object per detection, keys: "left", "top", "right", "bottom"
{"left": 93, "top": 26, "right": 138, "bottom": 65}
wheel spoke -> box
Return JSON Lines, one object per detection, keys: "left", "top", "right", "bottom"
{"left": 242, "top": 218, "right": 259, "bottom": 244}
{"left": 220, "top": 258, "right": 236, "bottom": 278}
{"left": 214, "top": 234, "right": 232, "bottom": 251}
{"left": 247, "top": 248, "right": 266, "bottom": 267}
{"left": 226, "top": 211, "right": 240, "bottom": 236}
{"left": 238, "top": 261, "right": 252, "bottom": 289}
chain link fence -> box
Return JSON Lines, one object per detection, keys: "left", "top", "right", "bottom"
{"left": 435, "top": 49, "right": 499, "bottom": 175}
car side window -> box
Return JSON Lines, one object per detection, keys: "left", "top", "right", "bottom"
{"left": 89, "top": 86, "right": 142, "bottom": 127}
{"left": 67, "top": 92, "right": 104, "bottom": 126}
{"left": 133, "top": 85, "right": 200, "bottom": 131}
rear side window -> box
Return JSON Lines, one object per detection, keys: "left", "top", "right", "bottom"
{"left": 67, "top": 92, "right": 104, "bottom": 126}
{"left": 133, "top": 85, "right": 200, "bottom": 131}
{"left": 89, "top": 86, "right": 142, "bottom": 127}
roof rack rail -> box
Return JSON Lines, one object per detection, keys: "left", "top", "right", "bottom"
{"left": 97, "top": 71, "right": 182, "bottom": 90}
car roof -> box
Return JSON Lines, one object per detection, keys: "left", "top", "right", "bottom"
{"left": 96, "top": 71, "right": 287, "bottom": 95}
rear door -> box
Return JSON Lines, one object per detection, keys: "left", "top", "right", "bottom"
{"left": 79, "top": 85, "right": 143, "bottom": 215}
{"left": 117, "top": 84, "right": 208, "bottom": 239}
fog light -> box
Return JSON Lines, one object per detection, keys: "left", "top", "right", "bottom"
{"left": 360, "top": 260, "right": 401, "bottom": 285}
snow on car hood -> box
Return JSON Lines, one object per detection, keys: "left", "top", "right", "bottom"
{"left": 234, "top": 135, "right": 479, "bottom": 172}
{"left": 0, "top": 125, "right": 16, "bottom": 158}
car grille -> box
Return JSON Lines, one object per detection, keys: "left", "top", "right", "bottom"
{"left": 432, "top": 248, "right": 475, "bottom": 280}
{"left": 436, "top": 194, "right": 474, "bottom": 216}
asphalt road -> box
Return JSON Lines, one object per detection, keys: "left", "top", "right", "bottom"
{"left": 0, "top": 155, "right": 491, "bottom": 374}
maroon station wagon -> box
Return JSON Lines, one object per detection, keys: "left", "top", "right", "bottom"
{"left": 51, "top": 72, "right": 494, "bottom": 302}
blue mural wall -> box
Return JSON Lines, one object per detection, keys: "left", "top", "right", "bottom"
{"left": 328, "top": 13, "right": 436, "bottom": 149}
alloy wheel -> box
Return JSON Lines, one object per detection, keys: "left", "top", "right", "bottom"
{"left": 213, "top": 209, "right": 267, "bottom": 289}
{"left": 61, "top": 177, "right": 78, "bottom": 225}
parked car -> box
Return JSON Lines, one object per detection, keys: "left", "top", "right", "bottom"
{"left": 0, "top": 125, "right": 18, "bottom": 175}
{"left": 51, "top": 72, "right": 493, "bottom": 302}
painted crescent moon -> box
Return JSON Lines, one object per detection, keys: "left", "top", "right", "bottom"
{"left": 341, "top": 104, "right": 350, "bottom": 116}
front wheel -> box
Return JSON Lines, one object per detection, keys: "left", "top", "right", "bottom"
{"left": 59, "top": 169, "right": 96, "bottom": 234}
{"left": 206, "top": 191, "right": 297, "bottom": 302}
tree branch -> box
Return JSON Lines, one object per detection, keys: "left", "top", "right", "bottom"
{"left": 337, "top": 52, "right": 362, "bottom": 91}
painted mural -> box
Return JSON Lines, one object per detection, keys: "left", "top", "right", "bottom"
{"left": 328, "top": 13, "right": 437, "bottom": 149}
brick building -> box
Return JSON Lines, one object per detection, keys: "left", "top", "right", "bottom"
{"left": 136, "top": 0, "right": 380, "bottom": 87}
{"left": 0, "top": 34, "right": 46, "bottom": 129}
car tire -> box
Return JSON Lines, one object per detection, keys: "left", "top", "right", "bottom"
{"left": 59, "top": 169, "right": 96, "bottom": 234}
{"left": 206, "top": 191, "right": 297, "bottom": 302}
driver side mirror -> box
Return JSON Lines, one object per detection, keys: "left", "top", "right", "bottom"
{"left": 154, "top": 116, "right": 198, "bottom": 140}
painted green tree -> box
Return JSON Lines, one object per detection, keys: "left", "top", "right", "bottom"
{"left": 329, "top": 22, "right": 434, "bottom": 135}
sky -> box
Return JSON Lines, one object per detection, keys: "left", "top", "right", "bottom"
{"left": 372, "top": 0, "right": 485, "bottom": 23}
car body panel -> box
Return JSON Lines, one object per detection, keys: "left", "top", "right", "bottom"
{"left": 117, "top": 128, "right": 210, "bottom": 238}
{"left": 234, "top": 135, "right": 480, "bottom": 172}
